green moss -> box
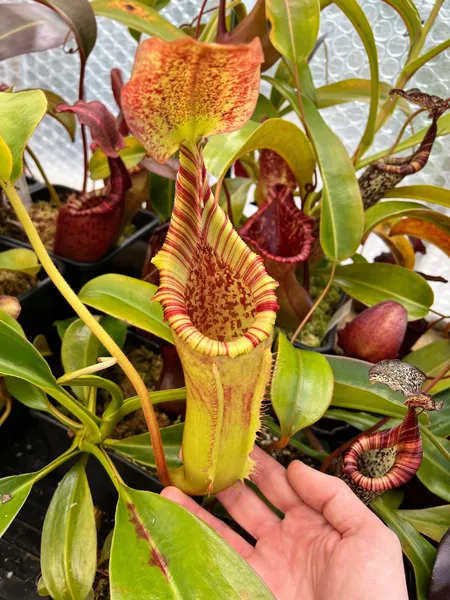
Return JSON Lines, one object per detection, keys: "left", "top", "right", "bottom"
{"left": 277, "top": 276, "right": 341, "bottom": 347}
{"left": 0, "top": 270, "right": 37, "bottom": 297}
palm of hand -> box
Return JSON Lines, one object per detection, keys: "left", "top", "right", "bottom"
{"left": 162, "top": 447, "right": 408, "bottom": 600}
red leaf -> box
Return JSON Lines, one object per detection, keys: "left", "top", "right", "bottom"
{"left": 55, "top": 100, "right": 126, "bottom": 157}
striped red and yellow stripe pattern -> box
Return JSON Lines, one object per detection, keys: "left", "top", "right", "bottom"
{"left": 343, "top": 407, "right": 423, "bottom": 492}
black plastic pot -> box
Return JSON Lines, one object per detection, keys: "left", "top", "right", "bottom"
{"left": 0, "top": 184, "right": 159, "bottom": 290}
{"left": 0, "top": 239, "right": 66, "bottom": 341}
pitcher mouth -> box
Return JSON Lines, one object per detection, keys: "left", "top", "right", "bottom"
{"left": 152, "top": 144, "right": 278, "bottom": 358}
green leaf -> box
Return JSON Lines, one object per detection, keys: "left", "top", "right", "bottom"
{"left": 357, "top": 113, "right": 450, "bottom": 169}
{"left": 371, "top": 496, "right": 436, "bottom": 600}
{"left": 41, "top": 461, "right": 96, "bottom": 600}
{"left": 403, "top": 340, "right": 450, "bottom": 393}
{"left": 62, "top": 318, "right": 101, "bottom": 403}
{"left": 326, "top": 356, "right": 428, "bottom": 422}
{"left": 78, "top": 274, "right": 172, "bottom": 343}
{"left": 35, "top": 0, "right": 97, "bottom": 60}
{"left": 397, "top": 506, "right": 450, "bottom": 542}
{"left": 0, "top": 473, "right": 34, "bottom": 537}
{"left": 334, "top": 263, "right": 434, "bottom": 320}
{"left": 0, "top": 320, "right": 101, "bottom": 437}
{"left": 384, "top": 185, "right": 450, "bottom": 208}
{"left": 427, "top": 389, "right": 450, "bottom": 437}
{"left": 363, "top": 200, "right": 430, "bottom": 235}
{"left": 382, "top": 0, "right": 422, "bottom": 50}
{"left": 404, "top": 38, "right": 450, "bottom": 78}
{"left": 0, "top": 134, "right": 12, "bottom": 181}
{"left": 54, "top": 317, "right": 77, "bottom": 341}
{"left": 110, "top": 486, "right": 274, "bottom": 599}
{"left": 0, "top": 308, "right": 24, "bottom": 336}
{"left": 40, "top": 89, "right": 76, "bottom": 141}
{"left": 0, "top": 248, "right": 40, "bottom": 275}
{"left": 5, "top": 377, "right": 52, "bottom": 413}
{"left": 418, "top": 434, "right": 450, "bottom": 503}
{"left": 266, "top": 0, "right": 320, "bottom": 64}
{"left": 89, "top": 136, "right": 146, "bottom": 180}
{"left": 0, "top": 90, "right": 47, "bottom": 183}
{"left": 316, "top": 79, "right": 412, "bottom": 114}
{"left": 149, "top": 172, "right": 175, "bottom": 222}
{"left": 104, "top": 423, "right": 184, "bottom": 469}
{"left": 271, "top": 333, "right": 333, "bottom": 439}
{"left": 251, "top": 94, "right": 279, "bottom": 123}
{"left": 302, "top": 96, "right": 363, "bottom": 260}
{"left": 91, "top": 0, "right": 184, "bottom": 40}
{"left": 203, "top": 118, "right": 315, "bottom": 199}
{"left": 332, "top": 0, "right": 379, "bottom": 159}
{"left": 270, "top": 60, "right": 293, "bottom": 110}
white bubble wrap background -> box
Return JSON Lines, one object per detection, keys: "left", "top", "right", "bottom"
{"left": 0, "top": 0, "right": 449, "bottom": 314}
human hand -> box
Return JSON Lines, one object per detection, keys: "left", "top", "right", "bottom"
{"left": 161, "top": 446, "right": 408, "bottom": 600}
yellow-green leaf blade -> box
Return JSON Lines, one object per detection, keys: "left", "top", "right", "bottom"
{"left": 266, "top": 0, "right": 320, "bottom": 64}
{"left": 0, "top": 473, "right": 35, "bottom": 537}
{"left": 0, "top": 90, "right": 47, "bottom": 183}
{"left": 204, "top": 118, "right": 315, "bottom": 199}
{"left": 41, "top": 461, "right": 97, "bottom": 600}
{"left": 272, "top": 333, "right": 333, "bottom": 438}
{"left": 302, "top": 96, "right": 364, "bottom": 260}
{"left": 384, "top": 185, "right": 450, "bottom": 208}
{"left": 91, "top": 0, "right": 184, "bottom": 40}
{"left": 111, "top": 486, "right": 274, "bottom": 599}
{"left": 334, "top": 263, "right": 434, "bottom": 320}
{"left": 78, "top": 274, "right": 172, "bottom": 343}
{"left": 0, "top": 133, "right": 13, "bottom": 181}
{"left": 0, "top": 248, "right": 40, "bottom": 275}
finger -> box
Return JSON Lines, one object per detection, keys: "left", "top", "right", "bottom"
{"left": 249, "top": 446, "right": 300, "bottom": 513}
{"left": 161, "top": 486, "right": 253, "bottom": 558}
{"left": 287, "top": 460, "right": 382, "bottom": 536}
{"left": 217, "top": 480, "right": 281, "bottom": 540}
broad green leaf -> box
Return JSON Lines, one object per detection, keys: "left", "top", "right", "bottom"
{"left": 0, "top": 90, "right": 47, "bottom": 182}
{"left": 418, "top": 434, "right": 450, "bottom": 503}
{"left": 334, "top": 263, "right": 434, "bottom": 320}
{"left": 89, "top": 136, "right": 146, "bottom": 180}
{"left": 62, "top": 318, "right": 103, "bottom": 403}
{"left": 104, "top": 423, "right": 184, "bottom": 469}
{"left": 0, "top": 134, "right": 12, "bottom": 180}
{"left": 149, "top": 172, "right": 175, "bottom": 222}
{"left": 316, "top": 79, "right": 411, "bottom": 115}
{"left": 35, "top": 0, "right": 97, "bottom": 60}
{"left": 363, "top": 200, "right": 429, "bottom": 235}
{"left": 5, "top": 377, "right": 52, "bottom": 413}
{"left": 403, "top": 340, "right": 450, "bottom": 393}
{"left": 270, "top": 60, "right": 293, "bottom": 109}
{"left": 332, "top": 0, "right": 379, "bottom": 159}
{"left": 427, "top": 388, "right": 450, "bottom": 437}
{"left": 0, "top": 248, "right": 40, "bottom": 275}
{"left": 0, "top": 473, "right": 34, "bottom": 537}
{"left": 217, "top": 178, "right": 253, "bottom": 226}
{"left": 204, "top": 118, "right": 315, "bottom": 199}
{"left": 41, "top": 461, "right": 96, "bottom": 600}
{"left": 397, "top": 506, "right": 450, "bottom": 543}
{"left": 384, "top": 185, "right": 450, "bottom": 208}
{"left": 91, "top": 0, "right": 184, "bottom": 40}
{"left": 79, "top": 274, "right": 172, "bottom": 343}
{"left": 296, "top": 61, "right": 316, "bottom": 103}
{"left": 110, "top": 486, "right": 274, "bottom": 599}
{"left": 325, "top": 407, "right": 388, "bottom": 430}
{"left": 357, "top": 114, "right": 450, "bottom": 169}
{"left": 271, "top": 333, "right": 333, "bottom": 438}
{"left": 266, "top": 0, "right": 320, "bottom": 64}
{"left": 54, "top": 317, "right": 77, "bottom": 341}
{"left": 326, "top": 356, "right": 428, "bottom": 422}
{"left": 0, "top": 320, "right": 101, "bottom": 436}
{"left": 302, "top": 96, "right": 363, "bottom": 260}
{"left": 371, "top": 496, "right": 436, "bottom": 600}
